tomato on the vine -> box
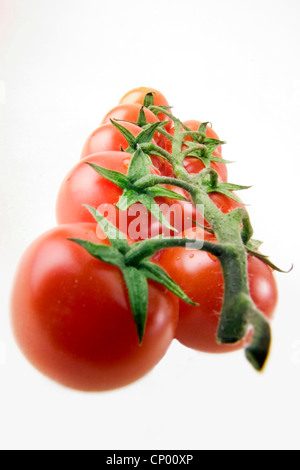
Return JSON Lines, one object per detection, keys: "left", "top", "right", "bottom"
{"left": 11, "top": 223, "right": 179, "bottom": 391}
{"left": 102, "top": 102, "right": 171, "bottom": 151}
{"left": 119, "top": 87, "right": 172, "bottom": 130}
{"left": 154, "top": 226, "right": 277, "bottom": 354}
{"left": 80, "top": 122, "right": 143, "bottom": 159}
{"left": 56, "top": 152, "right": 186, "bottom": 241}
{"left": 80, "top": 121, "right": 166, "bottom": 174}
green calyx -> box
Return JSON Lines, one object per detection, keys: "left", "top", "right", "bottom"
{"left": 86, "top": 146, "right": 188, "bottom": 233}
{"left": 70, "top": 205, "right": 203, "bottom": 343}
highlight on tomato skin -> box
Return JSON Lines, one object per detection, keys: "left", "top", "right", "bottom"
{"left": 154, "top": 226, "right": 278, "bottom": 354}
{"left": 11, "top": 223, "right": 179, "bottom": 392}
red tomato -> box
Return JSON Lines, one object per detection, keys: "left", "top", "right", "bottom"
{"left": 119, "top": 87, "right": 172, "bottom": 130}
{"left": 155, "top": 226, "right": 277, "bottom": 354}
{"left": 56, "top": 152, "right": 184, "bottom": 241}
{"left": 80, "top": 122, "right": 143, "bottom": 159}
{"left": 183, "top": 157, "right": 228, "bottom": 183}
{"left": 102, "top": 103, "right": 167, "bottom": 150}
{"left": 11, "top": 223, "right": 179, "bottom": 391}
{"left": 80, "top": 121, "right": 166, "bottom": 174}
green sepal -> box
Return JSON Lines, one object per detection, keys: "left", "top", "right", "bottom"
{"left": 116, "top": 189, "right": 140, "bottom": 211}
{"left": 138, "top": 193, "right": 177, "bottom": 232}
{"left": 139, "top": 261, "right": 197, "bottom": 306}
{"left": 109, "top": 119, "right": 137, "bottom": 148}
{"left": 143, "top": 92, "right": 155, "bottom": 108}
{"left": 127, "top": 147, "right": 151, "bottom": 183}
{"left": 201, "top": 175, "right": 251, "bottom": 205}
{"left": 122, "top": 266, "right": 149, "bottom": 343}
{"left": 137, "top": 106, "right": 147, "bottom": 127}
{"left": 210, "top": 156, "right": 234, "bottom": 164}
{"left": 198, "top": 122, "right": 210, "bottom": 137}
{"left": 202, "top": 137, "right": 226, "bottom": 148}
{"left": 68, "top": 239, "right": 125, "bottom": 268}
{"left": 218, "top": 182, "right": 252, "bottom": 192}
{"left": 86, "top": 162, "right": 130, "bottom": 190}
{"left": 246, "top": 246, "right": 292, "bottom": 273}
{"left": 87, "top": 150, "right": 178, "bottom": 232}
{"left": 84, "top": 205, "right": 130, "bottom": 254}
{"left": 247, "top": 239, "right": 264, "bottom": 250}
{"left": 190, "top": 218, "right": 215, "bottom": 234}
{"left": 210, "top": 188, "right": 245, "bottom": 205}
{"left": 136, "top": 121, "right": 169, "bottom": 145}
{"left": 146, "top": 185, "right": 188, "bottom": 201}
{"left": 182, "top": 141, "right": 232, "bottom": 165}
{"left": 110, "top": 119, "right": 166, "bottom": 150}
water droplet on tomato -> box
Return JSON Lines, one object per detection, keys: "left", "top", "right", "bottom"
{"left": 123, "top": 158, "right": 131, "bottom": 168}
{"left": 208, "top": 253, "right": 218, "bottom": 263}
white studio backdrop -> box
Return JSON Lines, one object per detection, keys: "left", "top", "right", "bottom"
{"left": 0, "top": 0, "right": 299, "bottom": 450}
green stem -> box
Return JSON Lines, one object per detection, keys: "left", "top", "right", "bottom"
{"left": 125, "top": 237, "right": 224, "bottom": 267}
{"left": 168, "top": 122, "right": 270, "bottom": 355}
{"left": 181, "top": 145, "right": 206, "bottom": 158}
{"left": 140, "top": 143, "right": 174, "bottom": 164}
{"left": 134, "top": 174, "right": 197, "bottom": 195}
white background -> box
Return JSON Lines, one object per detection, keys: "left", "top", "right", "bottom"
{"left": 0, "top": 0, "right": 299, "bottom": 451}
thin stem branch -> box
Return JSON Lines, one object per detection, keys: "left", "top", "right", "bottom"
{"left": 134, "top": 174, "right": 197, "bottom": 195}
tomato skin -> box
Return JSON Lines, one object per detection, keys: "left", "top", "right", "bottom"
{"left": 119, "top": 87, "right": 172, "bottom": 130}
{"left": 56, "top": 152, "right": 184, "bottom": 241}
{"left": 155, "top": 227, "right": 277, "bottom": 354}
{"left": 183, "top": 157, "right": 228, "bottom": 183}
{"left": 80, "top": 122, "right": 143, "bottom": 159}
{"left": 11, "top": 223, "right": 179, "bottom": 391}
{"left": 56, "top": 152, "right": 127, "bottom": 225}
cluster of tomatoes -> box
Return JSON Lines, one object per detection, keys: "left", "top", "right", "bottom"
{"left": 11, "top": 87, "right": 278, "bottom": 392}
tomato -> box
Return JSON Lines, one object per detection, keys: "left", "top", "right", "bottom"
{"left": 11, "top": 223, "right": 179, "bottom": 392}
{"left": 102, "top": 102, "right": 169, "bottom": 150}
{"left": 163, "top": 120, "right": 227, "bottom": 182}
{"left": 80, "top": 122, "right": 143, "bottom": 159}
{"left": 56, "top": 152, "right": 185, "bottom": 241}
{"left": 183, "top": 157, "right": 228, "bottom": 183}
{"left": 80, "top": 121, "right": 166, "bottom": 174}
{"left": 155, "top": 226, "right": 277, "bottom": 354}
{"left": 119, "top": 87, "right": 172, "bottom": 130}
